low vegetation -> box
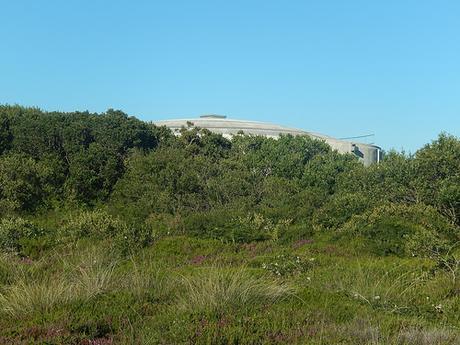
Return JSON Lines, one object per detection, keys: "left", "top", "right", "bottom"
{"left": 0, "top": 105, "right": 459, "bottom": 344}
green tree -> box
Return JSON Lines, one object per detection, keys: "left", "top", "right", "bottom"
{"left": 0, "top": 111, "right": 12, "bottom": 155}
{"left": 302, "top": 150, "right": 359, "bottom": 195}
{"left": 231, "top": 134, "right": 330, "bottom": 180}
{"left": 0, "top": 154, "right": 48, "bottom": 212}
{"left": 111, "top": 147, "right": 216, "bottom": 220}
{"left": 414, "top": 133, "right": 460, "bottom": 224}
{"left": 65, "top": 143, "right": 121, "bottom": 203}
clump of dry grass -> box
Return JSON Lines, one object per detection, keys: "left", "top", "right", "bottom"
{"left": 0, "top": 253, "right": 15, "bottom": 285}
{"left": 398, "top": 327, "right": 460, "bottom": 345}
{"left": 71, "top": 250, "right": 116, "bottom": 301}
{"left": 344, "top": 318, "right": 382, "bottom": 344}
{"left": 121, "top": 258, "right": 167, "bottom": 299}
{"left": 338, "top": 318, "right": 460, "bottom": 345}
{"left": 0, "top": 248, "right": 117, "bottom": 317}
{"left": 333, "top": 260, "right": 429, "bottom": 313}
{"left": 178, "top": 267, "right": 294, "bottom": 313}
{"left": 0, "top": 278, "right": 72, "bottom": 316}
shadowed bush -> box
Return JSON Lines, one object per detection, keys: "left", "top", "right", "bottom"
{"left": 313, "top": 193, "right": 371, "bottom": 231}
{"left": 340, "top": 203, "right": 458, "bottom": 257}
{"left": 0, "top": 217, "right": 45, "bottom": 255}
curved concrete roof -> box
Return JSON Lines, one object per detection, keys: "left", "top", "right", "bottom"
{"left": 153, "top": 115, "right": 381, "bottom": 165}
{"left": 155, "top": 116, "right": 331, "bottom": 140}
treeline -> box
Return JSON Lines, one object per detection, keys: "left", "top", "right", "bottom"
{"left": 0, "top": 105, "right": 459, "bottom": 257}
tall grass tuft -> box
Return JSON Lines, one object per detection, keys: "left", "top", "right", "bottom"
{"left": 121, "top": 258, "right": 168, "bottom": 299}
{"left": 0, "top": 278, "right": 72, "bottom": 316}
{"left": 0, "top": 253, "right": 15, "bottom": 285}
{"left": 178, "top": 267, "right": 294, "bottom": 314}
{"left": 398, "top": 327, "right": 460, "bottom": 345}
{"left": 72, "top": 250, "right": 116, "bottom": 301}
{"left": 333, "top": 260, "right": 429, "bottom": 313}
{"left": 0, "top": 248, "right": 117, "bottom": 317}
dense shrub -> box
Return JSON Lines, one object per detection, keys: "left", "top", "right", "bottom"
{"left": 302, "top": 151, "right": 360, "bottom": 194}
{"left": 438, "top": 175, "right": 460, "bottom": 225}
{"left": 110, "top": 148, "right": 216, "bottom": 220}
{"left": 183, "top": 210, "right": 291, "bottom": 243}
{"left": 0, "top": 105, "right": 459, "bottom": 257}
{"left": 62, "top": 209, "right": 128, "bottom": 240}
{"left": 340, "top": 203, "right": 458, "bottom": 257}
{"left": 112, "top": 224, "right": 154, "bottom": 255}
{"left": 144, "top": 213, "right": 184, "bottom": 238}
{"left": 231, "top": 134, "right": 331, "bottom": 180}
{"left": 0, "top": 154, "right": 46, "bottom": 212}
{"left": 313, "top": 193, "right": 371, "bottom": 231}
{"left": 336, "top": 151, "right": 417, "bottom": 204}
{"left": 0, "top": 217, "right": 45, "bottom": 254}
{"left": 0, "top": 105, "right": 162, "bottom": 205}
{"left": 61, "top": 210, "right": 153, "bottom": 254}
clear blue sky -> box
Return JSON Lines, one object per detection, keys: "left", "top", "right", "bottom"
{"left": 1, "top": 0, "right": 459, "bottom": 152}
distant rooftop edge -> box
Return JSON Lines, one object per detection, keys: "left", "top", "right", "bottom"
{"left": 200, "top": 114, "right": 227, "bottom": 119}
{"left": 154, "top": 114, "right": 382, "bottom": 166}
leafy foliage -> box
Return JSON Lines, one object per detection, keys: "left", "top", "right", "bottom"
{"left": 0, "top": 217, "right": 45, "bottom": 254}
{"left": 0, "top": 104, "right": 458, "bottom": 255}
{"left": 341, "top": 203, "right": 458, "bottom": 257}
{"left": 62, "top": 210, "right": 128, "bottom": 240}
{"left": 0, "top": 104, "right": 458, "bottom": 345}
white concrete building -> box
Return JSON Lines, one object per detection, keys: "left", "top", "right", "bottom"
{"left": 154, "top": 115, "right": 382, "bottom": 166}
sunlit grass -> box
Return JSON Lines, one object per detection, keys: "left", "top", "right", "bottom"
{"left": 0, "top": 248, "right": 117, "bottom": 317}
{"left": 1, "top": 237, "right": 460, "bottom": 344}
{"left": 0, "top": 277, "right": 72, "bottom": 316}
{"left": 178, "top": 267, "right": 295, "bottom": 314}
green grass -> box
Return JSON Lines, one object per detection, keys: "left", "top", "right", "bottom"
{"left": 177, "top": 267, "right": 294, "bottom": 314}
{"left": 0, "top": 246, "right": 117, "bottom": 317}
{"left": 1, "top": 235, "right": 460, "bottom": 344}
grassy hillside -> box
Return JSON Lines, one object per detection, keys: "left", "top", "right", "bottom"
{"left": 1, "top": 235, "right": 460, "bottom": 344}
{"left": 0, "top": 105, "right": 459, "bottom": 344}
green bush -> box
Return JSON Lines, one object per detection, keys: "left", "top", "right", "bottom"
{"left": 62, "top": 210, "right": 154, "bottom": 254}
{"left": 0, "top": 154, "right": 45, "bottom": 212}
{"left": 278, "top": 222, "right": 314, "bottom": 244}
{"left": 341, "top": 203, "right": 457, "bottom": 257}
{"left": 0, "top": 217, "right": 45, "bottom": 254}
{"left": 183, "top": 210, "right": 290, "bottom": 243}
{"left": 438, "top": 175, "right": 460, "bottom": 225}
{"left": 62, "top": 209, "right": 128, "bottom": 240}
{"left": 144, "top": 213, "right": 184, "bottom": 238}
{"left": 112, "top": 224, "right": 153, "bottom": 255}
{"left": 313, "top": 193, "right": 371, "bottom": 231}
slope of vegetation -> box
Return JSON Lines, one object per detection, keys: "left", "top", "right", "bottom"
{"left": 0, "top": 105, "right": 459, "bottom": 344}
